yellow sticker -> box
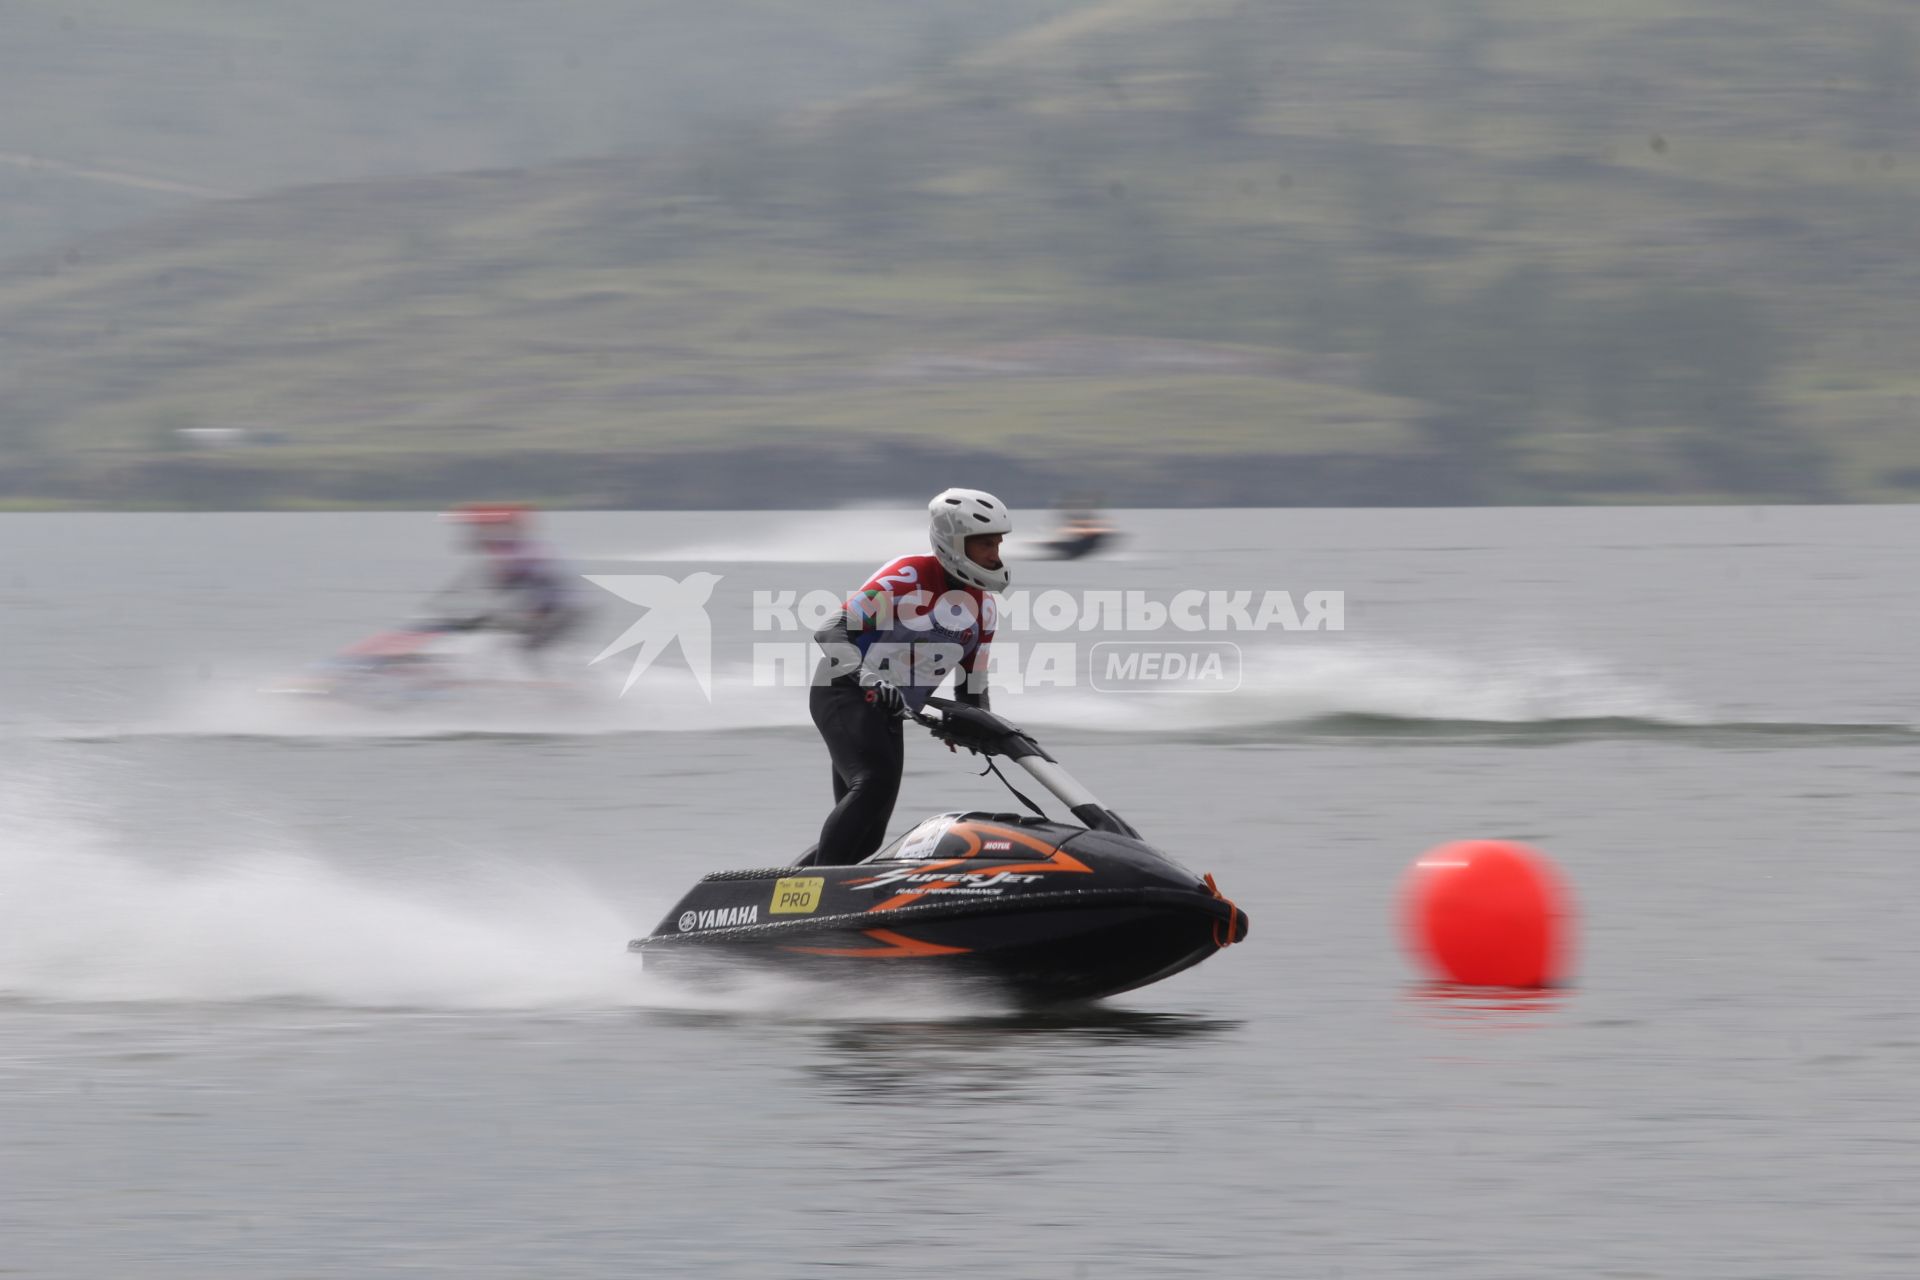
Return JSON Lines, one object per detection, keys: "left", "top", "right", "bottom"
{"left": 770, "top": 876, "right": 824, "bottom": 915}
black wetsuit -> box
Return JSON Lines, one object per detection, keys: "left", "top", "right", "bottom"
{"left": 803, "top": 676, "right": 908, "bottom": 867}
{"left": 798, "top": 606, "right": 989, "bottom": 867}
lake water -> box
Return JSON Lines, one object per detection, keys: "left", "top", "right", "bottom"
{"left": 1, "top": 507, "right": 1915, "bottom": 1277}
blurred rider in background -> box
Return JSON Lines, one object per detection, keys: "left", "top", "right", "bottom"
{"left": 799, "top": 488, "right": 1010, "bottom": 867}
{"left": 437, "top": 503, "right": 585, "bottom": 674}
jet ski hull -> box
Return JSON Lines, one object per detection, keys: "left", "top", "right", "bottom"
{"left": 632, "top": 815, "right": 1247, "bottom": 1005}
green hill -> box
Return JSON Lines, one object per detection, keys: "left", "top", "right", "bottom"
{"left": 4, "top": 0, "right": 1919, "bottom": 506}
{"left": 0, "top": 0, "right": 1076, "bottom": 259}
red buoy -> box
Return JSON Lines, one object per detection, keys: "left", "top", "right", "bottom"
{"left": 1401, "top": 840, "right": 1575, "bottom": 988}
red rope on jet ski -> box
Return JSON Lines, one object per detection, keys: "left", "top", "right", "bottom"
{"left": 1203, "top": 873, "right": 1243, "bottom": 948}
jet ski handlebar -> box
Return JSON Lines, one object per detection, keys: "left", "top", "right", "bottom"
{"left": 909, "top": 697, "right": 1140, "bottom": 839}
{"left": 908, "top": 696, "right": 1051, "bottom": 763}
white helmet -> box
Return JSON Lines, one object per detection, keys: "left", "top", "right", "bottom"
{"left": 929, "top": 488, "right": 1012, "bottom": 592}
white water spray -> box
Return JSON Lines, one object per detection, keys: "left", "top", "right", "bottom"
{"left": 0, "top": 776, "right": 1007, "bottom": 1018}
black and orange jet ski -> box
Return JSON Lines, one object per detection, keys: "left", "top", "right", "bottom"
{"left": 1038, "top": 514, "right": 1118, "bottom": 561}
{"left": 632, "top": 698, "right": 1247, "bottom": 1004}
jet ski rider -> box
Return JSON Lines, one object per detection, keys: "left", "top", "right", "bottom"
{"left": 800, "top": 488, "right": 1010, "bottom": 867}
{"left": 439, "top": 503, "right": 585, "bottom": 669}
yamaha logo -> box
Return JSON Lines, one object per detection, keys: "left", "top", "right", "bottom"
{"left": 677, "top": 905, "right": 760, "bottom": 932}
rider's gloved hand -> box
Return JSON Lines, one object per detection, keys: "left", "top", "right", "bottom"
{"left": 858, "top": 669, "right": 904, "bottom": 716}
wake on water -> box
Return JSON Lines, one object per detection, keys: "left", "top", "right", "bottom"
{"left": 998, "top": 645, "right": 1704, "bottom": 734}
{"left": 21, "top": 631, "right": 1907, "bottom": 746}
{"left": 1006, "top": 649, "right": 1915, "bottom": 740}
{"left": 0, "top": 778, "right": 1003, "bottom": 1017}
{"left": 33, "top": 643, "right": 1718, "bottom": 742}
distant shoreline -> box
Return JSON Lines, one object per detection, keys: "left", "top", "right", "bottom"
{"left": 0, "top": 441, "right": 1893, "bottom": 510}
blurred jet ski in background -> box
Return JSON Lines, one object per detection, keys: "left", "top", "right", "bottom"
{"left": 265, "top": 504, "right": 591, "bottom": 711}
{"left": 263, "top": 615, "right": 563, "bottom": 711}
{"left": 1037, "top": 503, "right": 1120, "bottom": 560}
